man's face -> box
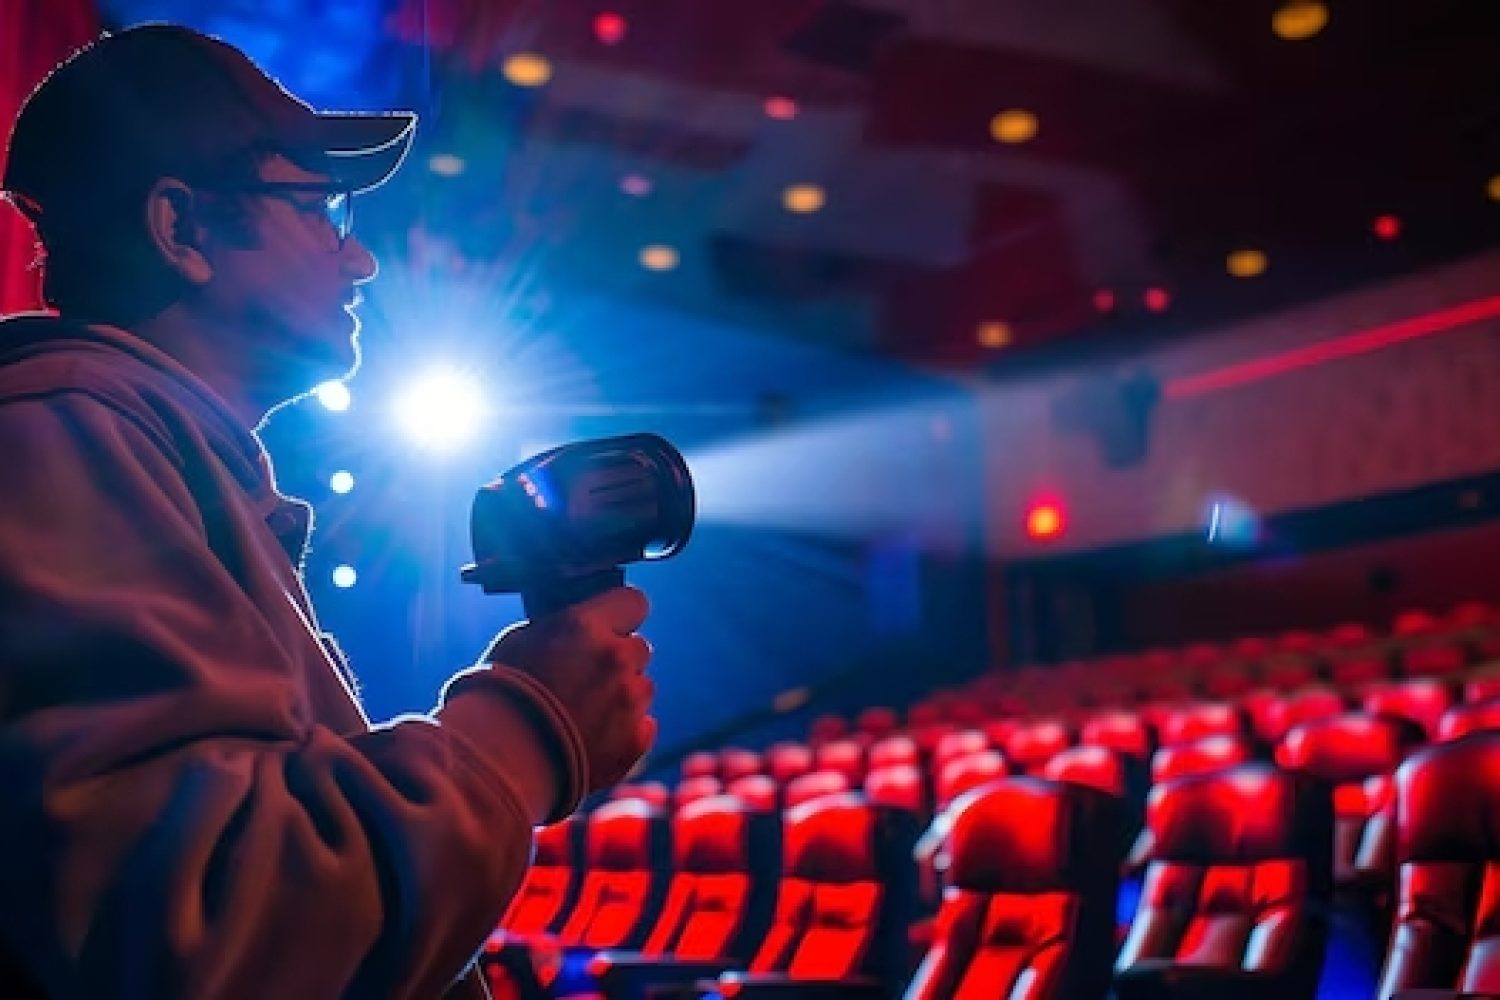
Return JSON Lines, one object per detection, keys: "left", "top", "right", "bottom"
{"left": 200, "top": 153, "right": 378, "bottom": 396}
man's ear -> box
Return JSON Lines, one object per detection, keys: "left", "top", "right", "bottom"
{"left": 144, "top": 178, "right": 213, "bottom": 287}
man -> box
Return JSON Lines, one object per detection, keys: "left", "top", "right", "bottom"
{"left": 0, "top": 23, "right": 656, "bottom": 998}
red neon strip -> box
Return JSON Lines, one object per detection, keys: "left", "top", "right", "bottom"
{"left": 1165, "top": 294, "right": 1500, "bottom": 400}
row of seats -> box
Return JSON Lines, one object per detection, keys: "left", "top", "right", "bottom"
{"left": 492, "top": 733, "right": 1500, "bottom": 999}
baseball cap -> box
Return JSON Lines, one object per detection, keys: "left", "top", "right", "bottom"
{"left": 2, "top": 23, "right": 417, "bottom": 227}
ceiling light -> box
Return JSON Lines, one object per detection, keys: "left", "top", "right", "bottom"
{"left": 989, "top": 109, "right": 1038, "bottom": 145}
{"left": 1272, "top": 2, "right": 1329, "bottom": 41}
{"left": 1487, "top": 175, "right": 1500, "bottom": 202}
{"left": 1373, "top": 214, "right": 1401, "bottom": 241}
{"left": 976, "top": 321, "right": 1013, "bottom": 348}
{"left": 620, "top": 174, "right": 653, "bottom": 197}
{"left": 782, "top": 184, "right": 825, "bottom": 214}
{"left": 1226, "top": 249, "right": 1268, "bottom": 278}
{"left": 593, "top": 12, "right": 627, "bottom": 45}
{"left": 427, "top": 153, "right": 466, "bottom": 177}
{"left": 503, "top": 53, "right": 553, "bottom": 87}
{"left": 1144, "top": 287, "right": 1171, "bottom": 313}
{"left": 639, "top": 245, "right": 679, "bottom": 271}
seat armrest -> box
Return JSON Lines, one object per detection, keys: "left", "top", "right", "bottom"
{"left": 586, "top": 953, "right": 742, "bottom": 1000}
{"left": 1114, "top": 961, "right": 1276, "bottom": 1000}
{"left": 710, "top": 972, "right": 888, "bottom": 999}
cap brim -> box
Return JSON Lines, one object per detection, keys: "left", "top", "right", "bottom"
{"left": 309, "top": 112, "right": 417, "bottom": 194}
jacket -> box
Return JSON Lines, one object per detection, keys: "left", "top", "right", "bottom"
{"left": 0, "top": 313, "right": 588, "bottom": 998}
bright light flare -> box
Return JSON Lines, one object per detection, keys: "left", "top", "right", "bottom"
{"left": 395, "top": 370, "right": 489, "bottom": 451}
{"left": 315, "top": 380, "right": 351, "bottom": 412}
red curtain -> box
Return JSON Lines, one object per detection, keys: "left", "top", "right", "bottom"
{"left": 1, "top": 0, "right": 101, "bottom": 315}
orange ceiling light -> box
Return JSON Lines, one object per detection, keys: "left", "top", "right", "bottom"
{"left": 1226, "top": 249, "right": 1268, "bottom": 278}
{"left": 639, "top": 245, "right": 680, "bottom": 271}
{"left": 989, "top": 109, "right": 1038, "bottom": 144}
{"left": 1025, "top": 501, "right": 1066, "bottom": 541}
{"left": 1487, "top": 175, "right": 1500, "bottom": 202}
{"left": 782, "top": 184, "right": 826, "bottom": 214}
{"left": 1272, "top": 2, "right": 1329, "bottom": 41}
{"left": 502, "top": 53, "right": 553, "bottom": 87}
{"left": 976, "top": 321, "right": 1013, "bottom": 348}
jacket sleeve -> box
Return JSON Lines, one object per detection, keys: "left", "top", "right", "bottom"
{"left": 0, "top": 390, "right": 587, "bottom": 999}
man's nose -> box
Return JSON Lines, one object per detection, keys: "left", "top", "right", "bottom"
{"left": 341, "top": 233, "right": 379, "bottom": 284}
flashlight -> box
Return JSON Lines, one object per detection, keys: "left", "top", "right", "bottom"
{"left": 460, "top": 433, "right": 695, "bottom": 619}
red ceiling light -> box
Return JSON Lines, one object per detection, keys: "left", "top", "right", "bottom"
{"left": 1143, "top": 287, "right": 1171, "bottom": 313}
{"left": 593, "top": 12, "right": 627, "bottom": 45}
{"left": 1373, "top": 214, "right": 1401, "bottom": 241}
{"left": 764, "top": 96, "right": 798, "bottom": 120}
{"left": 1025, "top": 500, "right": 1066, "bottom": 541}
{"left": 1092, "top": 289, "right": 1116, "bottom": 313}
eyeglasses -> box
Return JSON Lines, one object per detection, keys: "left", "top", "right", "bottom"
{"left": 211, "top": 181, "right": 354, "bottom": 250}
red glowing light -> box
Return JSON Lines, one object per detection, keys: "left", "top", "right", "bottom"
{"left": 764, "top": 96, "right": 798, "bottom": 120}
{"left": 1025, "top": 503, "right": 1066, "bottom": 541}
{"left": 1144, "top": 287, "right": 1170, "bottom": 313}
{"left": 1093, "top": 289, "right": 1116, "bottom": 313}
{"left": 593, "top": 12, "right": 627, "bottom": 45}
{"left": 1373, "top": 214, "right": 1401, "bottom": 241}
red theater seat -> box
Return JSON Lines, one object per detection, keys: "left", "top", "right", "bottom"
{"left": 1150, "top": 735, "right": 1253, "bottom": 785}
{"left": 1250, "top": 686, "right": 1346, "bottom": 744}
{"left": 726, "top": 774, "right": 779, "bottom": 812}
{"left": 682, "top": 751, "right": 718, "bottom": 781}
{"left": 1275, "top": 712, "right": 1424, "bottom": 889}
{"left": 557, "top": 799, "right": 671, "bottom": 950}
{"left": 1402, "top": 642, "right": 1466, "bottom": 679}
{"left": 936, "top": 751, "right": 1009, "bottom": 810}
{"left": 766, "top": 742, "right": 814, "bottom": 786}
{"left": 1115, "top": 764, "right": 1333, "bottom": 1000}
{"left": 611, "top": 782, "right": 670, "bottom": 810}
{"left": 863, "top": 764, "right": 927, "bottom": 815}
{"left": 932, "top": 730, "right": 989, "bottom": 776}
{"left": 809, "top": 714, "right": 848, "bottom": 744}
{"left": 814, "top": 738, "right": 866, "bottom": 784}
{"left": 498, "top": 818, "right": 581, "bottom": 936}
{"left": 905, "top": 778, "right": 1122, "bottom": 1000}
{"left": 1004, "top": 720, "right": 1075, "bottom": 772}
{"left": 1261, "top": 655, "right": 1319, "bottom": 692}
{"left": 718, "top": 748, "right": 762, "bottom": 784}
{"left": 1081, "top": 711, "right": 1154, "bottom": 760}
{"left": 784, "top": 770, "right": 852, "bottom": 810}
{"left": 857, "top": 706, "right": 900, "bottom": 739}
{"left": 675, "top": 775, "right": 723, "bottom": 810}
{"left": 1158, "top": 702, "right": 1248, "bottom": 748}
{"left": 1375, "top": 733, "right": 1500, "bottom": 998}
{"left": 1438, "top": 698, "right": 1500, "bottom": 741}
{"left": 1363, "top": 678, "right": 1454, "bottom": 740}
{"left": 867, "top": 735, "right": 920, "bottom": 772}
{"left": 1464, "top": 670, "right": 1500, "bottom": 706}
{"left": 1046, "top": 745, "right": 1146, "bottom": 858}
{"left": 710, "top": 793, "right": 919, "bottom": 997}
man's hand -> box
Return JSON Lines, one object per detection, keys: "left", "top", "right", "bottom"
{"left": 482, "top": 586, "right": 656, "bottom": 792}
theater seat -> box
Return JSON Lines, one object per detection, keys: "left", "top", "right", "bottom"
{"left": 610, "top": 782, "right": 670, "bottom": 810}
{"left": 498, "top": 817, "right": 582, "bottom": 936}
{"left": 1045, "top": 745, "right": 1146, "bottom": 861}
{"left": 784, "top": 770, "right": 852, "bottom": 810}
{"left": 864, "top": 764, "right": 927, "bottom": 816}
{"left": 868, "top": 735, "right": 921, "bottom": 771}
{"left": 1250, "top": 686, "right": 1346, "bottom": 744}
{"left": 1080, "top": 711, "right": 1154, "bottom": 760}
{"left": 904, "top": 778, "right": 1122, "bottom": 1000}
{"left": 727, "top": 774, "right": 779, "bottom": 812}
{"left": 1158, "top": 702, "right": 1249, "bottom": 748}
{"left": 1115, "top": 764, "right": 1333, "bottom": 1000}
{"left": 1150, "top": 735, "right": 1253, "bottom": 786}
{"left": 1275, "top": 712, "right": 1423, "bottom": 890}
{"left": 718, "top": 748, "right": 762, "bottom": 784}
{"left": 710, "top": 793, "right": 919, "bottom": 997}
{"left": 585, "top": 796, "right": 779, "bottom": 999}
{"left": 857, "top": 706, "right": 900, "bottom": 740}
{"left": 1363, "top": 679, "right": 1454, "bottom": 740}
{"left": 936, "top": 751, "right": 1008, "bottom": 810}
{"left": 766, "top": 742, "right": 814, "bottom": 786}
{"left": 557, "top": 799, "right": 671, "bottom": 950}
{"left": 1004, "top": 720, "right": 1075, "bottom": 772}
{"left": 682, "top": 751, "right": 719, "bottom": 781}
{"left": 1375, "top": 732, "right": 1500, "bottom": 998}
{"left": 675, "top": 775, "right": 723, "bottom": 810}
{"left": 932, "top": 731, "right": 989, "bottom": 777}
{"left": 815, "top": 738, "right": 867, "bottom": 784}
{"left": 1437, "top": 697, "right": 1500, "bottom": 741}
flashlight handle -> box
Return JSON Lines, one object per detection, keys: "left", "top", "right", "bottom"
{"left": 521, "top": 567, "right": 627, "bottom": 620}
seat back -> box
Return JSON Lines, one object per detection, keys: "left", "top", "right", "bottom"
{"left": 936, "top": 751, "right": 1008, "bottom": 809}
{"left": 1150, "top": 734, "right": 1252, "bottom": 785}
{"left": 557, "top": 799, "right": 669, "bottom": 950}
{"left": 610, "top": 781, "right": 670, "bottom": 810}
{"left": 1159, "top": 702, "right": 1249, "bottom": 747}
{"left": 674, "top": 775, "right": 723, "bottom": 810}
{"left": 784, "top": 769, "right": 852, "bottom": 810}
{"left": 499, "top": 817, "right": 581, "bottom": 934}
{"left": 1004, "top": 719, "right": 1074, "bottom": 772}
{"left": 1376, "top": 732, "right": 1500, "bottom": 998}
{"left": 640, "top": 795, "right": 778, "bottom": 962}
{"left": 1363, "top": 678, "right": 1453, "bottom": 739}
{"left": 726, "top": 773, "right": 779, "bottom": 812}
{"left": 868, "top": 734, "right": 921, "bottom": 771}
{"left": 1045, "top": 745, "right": 1148, "bottom": 856}
{"left": 1438, "top": 697, "right": 1500, "bottom": 741}
{"left": 815, "top": 738, "right": 867, "bottom": 784}
{"left": 749, "top": 793, "right": 918, "bottom": 989}
{"left": 932, "top": 730, "right": 989, "bottom": 776}
{"left": 717, "top": 747, "right": 762, "bottom": 784}
{"left": 1080, "top": 711, "right": 1153, "bottom": 760}
{"left": 864, "top": 763, "right": 927, "bottom": 816}
{"left": 681, "top": 751, "right": 718, "bottom": 781}
{"left": 1276, "top": 712, "right": 1422, "bottom": 885}
{"left": 1117, "top": 764, "right": 1333, "bottom": 998}
{"left": 766, "top": 741, "right": 814, "bottom": 785}
{"left": 904, "top": 777, "right": 1121, "bottom": 1000}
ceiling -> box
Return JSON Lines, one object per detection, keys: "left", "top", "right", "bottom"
{"left": 104, "top": 0, "right": 1500, "bottom": 374}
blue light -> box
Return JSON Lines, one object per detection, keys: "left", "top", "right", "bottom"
{"left": 329, "top": 470, "right": 355, "bottom": 494}
{"left": 1205, "top": 495, "right": 1261, "bottom": 549}
{"left": 332, "top": 564, "right": 358, "bottom": 588}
